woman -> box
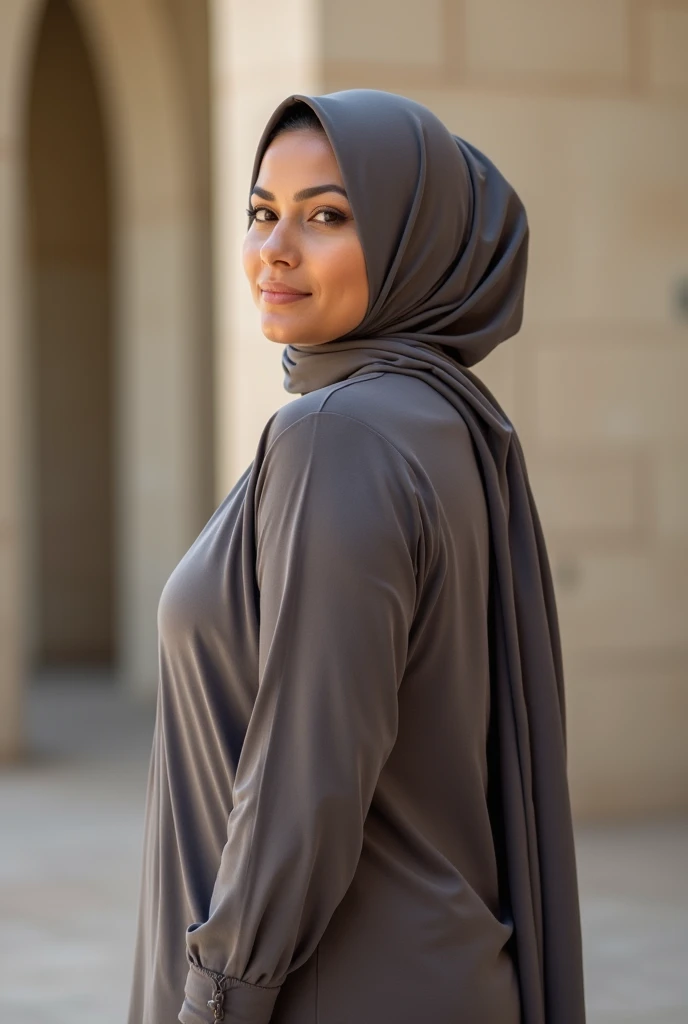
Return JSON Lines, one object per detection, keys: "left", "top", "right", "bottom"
{"left": 127, "top": 89, "right": 586, "bottom": 1024}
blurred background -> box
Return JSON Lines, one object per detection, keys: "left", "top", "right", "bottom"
{"left": 0, "top": 0, "right": 686, "bottom": 1021}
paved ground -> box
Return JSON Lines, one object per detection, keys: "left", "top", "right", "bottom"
{"left": 1, "top": 674, "right": 686, "bottom": 1023}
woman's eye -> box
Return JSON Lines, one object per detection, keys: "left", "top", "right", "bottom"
{"left": 312, "top": 208, "right": 346, "bottom": 224}
{"left": 246, "top": 205, "right": 347, "bottom": 225}
{"left": 253, "top": 206, "right": 277, "bottom": 223}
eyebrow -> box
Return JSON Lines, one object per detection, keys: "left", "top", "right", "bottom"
{"left": 251, "top": 184, "right": 348, "bottom": 202}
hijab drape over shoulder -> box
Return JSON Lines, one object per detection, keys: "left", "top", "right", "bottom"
{"left": 257, "top": 89, "right": 586, "bottom": 1024}
{"left": 127, "top": 88, "right": 585, "bottom": 1024}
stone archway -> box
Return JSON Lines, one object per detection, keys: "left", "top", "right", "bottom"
{"left": 72, "top": 0, "right": 213, "bottom": 702}
{"left": 26, "top": 0, "right": 115, "bottom": 673}
{"left": 0, "top": 0, "right": 211, "bottom": 757}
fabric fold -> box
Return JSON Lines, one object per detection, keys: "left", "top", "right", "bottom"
{"left": 278, "top": 337, "right": 585, "bottom": 1024}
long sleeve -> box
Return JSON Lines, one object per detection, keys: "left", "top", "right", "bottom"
{"left": 178, "top": 410, "right": 422, "bottom": 1024}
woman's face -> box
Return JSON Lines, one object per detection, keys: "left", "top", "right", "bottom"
{"left": 242, "top": 129, "right": 369, "bottom": 347}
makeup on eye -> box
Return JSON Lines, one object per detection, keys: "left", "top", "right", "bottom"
{"left": 247, "top": 204, "right": 349, "bottom": 226}
{"left": 247, "top": 183, "right": 352, "bottom": 225}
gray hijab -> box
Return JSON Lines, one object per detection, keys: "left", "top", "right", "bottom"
{"left": 250, "top": 89, "right": 586, "bottom": 1024}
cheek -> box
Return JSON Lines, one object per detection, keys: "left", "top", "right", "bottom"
{"left": 242, "top": 234, "right": 261, "bottom": 289}
{"left": 317, "top": 237, "right": 368, "bottom": 319}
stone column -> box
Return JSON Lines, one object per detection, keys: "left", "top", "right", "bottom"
{"left": 209, "top": 0, "right": 323, "bottom": 498}
{"left": 0, "top": 0, "right": 43, "bottom": 759}
{"left": 78, "top": 0, "right": 207, "bottom": 699}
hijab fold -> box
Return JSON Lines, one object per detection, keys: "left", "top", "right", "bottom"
{"left": 251, "top": 90, "right": 586, "bottom": 1024}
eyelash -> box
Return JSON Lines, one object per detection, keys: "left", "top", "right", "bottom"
{"left": 246, "top": 206, "right": 347, "bottom": 225}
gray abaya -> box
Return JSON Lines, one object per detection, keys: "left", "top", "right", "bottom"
{"left": 127, "top": 89, "right": 586, "bottom": 1024}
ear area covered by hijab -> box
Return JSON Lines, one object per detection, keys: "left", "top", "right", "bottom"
{"left": 249, "top": 88, "right": 529, "bottom": 371}
{"left": 250, "top": 89, "right": 587, "bottom": 1024}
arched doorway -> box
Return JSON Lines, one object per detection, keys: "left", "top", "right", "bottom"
{"left": 25, "top": 0, "right": 115, "bottom": 674}
{"left": 0, "top": 0, "right": 213, "bottom": 756}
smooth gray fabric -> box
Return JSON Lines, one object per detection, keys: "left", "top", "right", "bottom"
{"left": 127, "top": 89, "right": 585, "bottom": 1024}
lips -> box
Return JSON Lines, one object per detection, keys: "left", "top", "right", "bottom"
{"left": 259, "top": 282, "right": 311, "bottom": 305}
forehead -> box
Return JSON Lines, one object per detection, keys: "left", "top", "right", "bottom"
{"left": 255, "top": 130, "right": 343, "bottom": 189}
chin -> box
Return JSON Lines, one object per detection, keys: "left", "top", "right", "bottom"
{"left": 261, "top": 318, "right": 324, "bottom": 347}
{"left": 260, "top": 317, "right": 291, "bottom": 345}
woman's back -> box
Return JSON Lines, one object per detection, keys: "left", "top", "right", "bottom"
{"left": 265, "top": 369, "right": 520, "bottom": 1023}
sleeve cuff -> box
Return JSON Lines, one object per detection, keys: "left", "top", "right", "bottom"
{"left": 178, "top": 960, "right": 281, "bottom": 1024}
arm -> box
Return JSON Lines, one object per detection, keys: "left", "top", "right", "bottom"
{"left": 179, "top": 410, "right": 421, "bottom": 1024}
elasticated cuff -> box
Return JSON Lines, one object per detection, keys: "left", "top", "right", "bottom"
{"left": 178, "top": 960, "right": 281, "bottom": 1024}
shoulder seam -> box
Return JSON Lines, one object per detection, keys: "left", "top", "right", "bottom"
{"left": 263, "top": 408, "right": 442, "bottom": 555}
{"left": 265, "top": 407, "right": 416, "bottom": 483}
{"left": 261, "top": 407, "right": 443, "bottom": 594}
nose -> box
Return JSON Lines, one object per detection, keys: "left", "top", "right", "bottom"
{"left": 259, "top": 216, "right": 300, "bottom": 268}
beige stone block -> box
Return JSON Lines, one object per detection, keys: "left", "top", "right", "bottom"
{"left": 552, "top": 548, "right": 688, "bottom": 653}
{"left": 464, "top": 0, "right": 630, "bottom": 81}
{"left": 647, "top": 5, "right": 688, "bottom": 94}
{"left": 323, "top": 0, "right": 444, "bottom": 66}
{"left": 520, "top": 320, "right": 686, "bottom": 351}
{"left": 527, "top": 451, "right": 643, "bottom": 540}
{"left": 563, "top": 101, "right": 688, "bottom": 324}
{"left": 414, "top": 89, "right": 688, "bottom": 324}
{"left": 534, "top": 343, "right": 688, "bottom": 443}
{"left": 656, "top": 447, "right": 688, "bottom": 539}
{"left": 566, "top": 657, "right": 688, "bottom": 817}
{"left": 413, "top": 89, "right": 579, "bottom": 322}
{"left": 214, "top": 0, "right": 320, "bottom": 77}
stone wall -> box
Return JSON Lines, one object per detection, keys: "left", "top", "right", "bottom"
{"left": 320, "top": 0, "right": 688, "bottom": 817}
{"left": 2, "top": 0, "right": 684, "bottom": 816}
